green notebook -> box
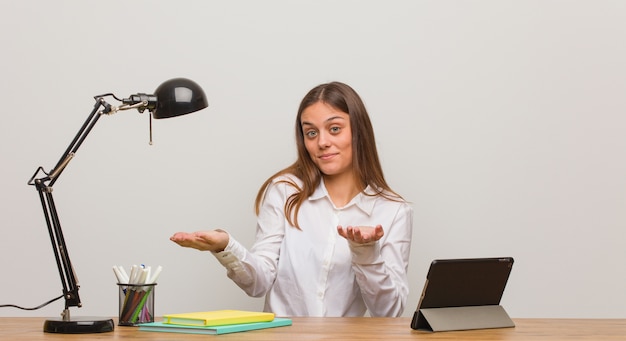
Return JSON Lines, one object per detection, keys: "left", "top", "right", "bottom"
{"left": 138, "top": 318, "right": 292, "bottom": 335}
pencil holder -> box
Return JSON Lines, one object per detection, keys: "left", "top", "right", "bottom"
{"left": 117, "top": 283, "right": 156, "bottom": 326}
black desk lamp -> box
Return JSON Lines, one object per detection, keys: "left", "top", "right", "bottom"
{"left": 27, "top": 78, "right": 208, "bottom": 333}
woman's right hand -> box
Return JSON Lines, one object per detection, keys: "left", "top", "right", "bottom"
{"left": 170, "top": 229, "right": 229, "bottom": 253}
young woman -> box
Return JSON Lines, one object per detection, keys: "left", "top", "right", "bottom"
{"left": 170, "top": 81, "right": 413, "bottom": 317}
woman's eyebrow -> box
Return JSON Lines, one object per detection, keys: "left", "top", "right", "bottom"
{"left": 301, "top": 116, "right": 346, "bottom": 126}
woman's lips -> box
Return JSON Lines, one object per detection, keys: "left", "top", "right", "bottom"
{"left": 319, "top": 153, "right": 337, "bottom": 160}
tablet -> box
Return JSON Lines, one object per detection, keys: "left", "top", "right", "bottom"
{"left": 410, "top": 257, "right": 514, "bottom": 331}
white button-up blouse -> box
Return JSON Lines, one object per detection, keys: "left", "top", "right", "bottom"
{"left": 213, "top": 175, "right": 413, "bottom": 317}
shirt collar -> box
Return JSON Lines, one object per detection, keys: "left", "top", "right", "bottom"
{"left": 309, "top": 179, "right": 377, "bottom": 215}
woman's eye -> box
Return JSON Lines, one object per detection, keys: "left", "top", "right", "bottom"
{"left": 305, "top": 130, "right": 317, "bottom": 138}
{"left": 330, "top": 126, "right": 341, "bottom": 134}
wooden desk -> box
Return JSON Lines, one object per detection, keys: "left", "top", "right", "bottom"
{"left": 2, "top": 317, "right": 625, "bottom": 340}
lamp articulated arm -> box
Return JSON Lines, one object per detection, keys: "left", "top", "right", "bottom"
{"left": 27, "top": 96, "right": 153, "bottom": 319}
{"left": 27, "top": 97, "right": 116, "bottom": 320}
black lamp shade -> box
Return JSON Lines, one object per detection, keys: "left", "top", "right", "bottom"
{"left": 152, "top": 78, "right": 208, "bottom": 119}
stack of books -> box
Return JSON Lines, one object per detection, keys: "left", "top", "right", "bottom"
{"left": 138, "top": 310, "right": 292, "bottom": 335}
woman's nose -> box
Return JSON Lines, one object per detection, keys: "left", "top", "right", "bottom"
{"left": 317, "top": 132, "right": 331, "bottom": 148}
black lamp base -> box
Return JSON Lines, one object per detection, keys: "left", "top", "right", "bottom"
{"left": 43, "top": 317, "right": 114, "bottom": 333}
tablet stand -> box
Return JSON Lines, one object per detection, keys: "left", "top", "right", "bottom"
{"left": 411, "top": 305, "right": 515, "bottom": 332}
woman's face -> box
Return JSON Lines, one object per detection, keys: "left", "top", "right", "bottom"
{"left": 300, "top": 101, "right": 353, "bottom": 179}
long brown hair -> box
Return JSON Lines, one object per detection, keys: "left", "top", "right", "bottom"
{"left": 255, "top": 81, "right": 401, "bottom": 228}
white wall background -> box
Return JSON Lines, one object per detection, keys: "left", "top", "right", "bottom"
{"left": 0, "top": 1, "right": 624, "bottom": 319}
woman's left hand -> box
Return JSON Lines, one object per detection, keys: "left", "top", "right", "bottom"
{"left": 337, "top": 225, "right": 384, "bottom": 244}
